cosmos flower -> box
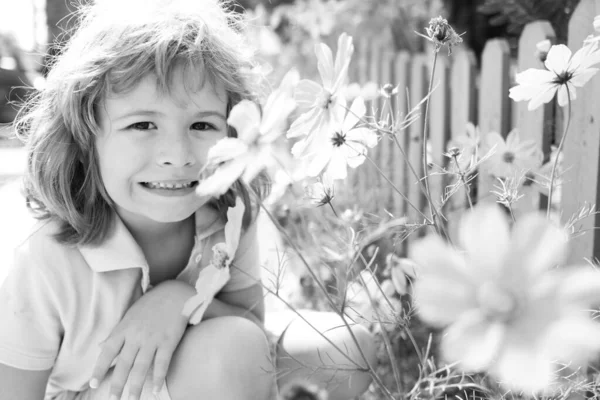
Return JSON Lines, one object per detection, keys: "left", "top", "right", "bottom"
{"left": 344, "top": 269, "right": 400, "bottom": 329}
{"left": 446, "top": 122, "right": 481, "bottom": 172}
{"left": 196, "top": 79, "right": 296, "bottom": 198}
{"left": 304, "top": 174, "right": 335, "bottom": 207}
{"left": 182, "top": 198, "right": 245, "bottom": 325}
{"left": 286, "top": 33, "right": 353, "bottom": 143}
{"left": 388, "top": 254, "right": 418, "bottom": 296}
{"left": 509, "top": 42, "right": 600, "bottom": 110}
{"left": 483, "top": 129, "right": 542, "bottom": 179}
{"left": 416, "top": 16, "right": 463, "bottom": 55}
{"left": 294, "top": 96, "right": 377, "bottom": 180}
{"left": 411, "top": 204, "right": 600, "bottom": 393}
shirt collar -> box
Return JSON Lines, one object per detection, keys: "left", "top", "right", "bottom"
{"left": 79, "top": 209, "right": 226, "bottom": 273}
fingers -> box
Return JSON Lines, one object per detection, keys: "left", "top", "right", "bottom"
{"left": 120, "top": 346, "right": 157, "bottom": 400}
{"left": 152, "top": 346, "right": 175, "bottom": 394}
{"left": 90, "top": 337, "right": 125, "bottom": 390}
{"left": 107, "top": 344, "right": 139, "bottom": 400}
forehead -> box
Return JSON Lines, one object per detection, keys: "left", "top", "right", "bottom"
{"left": 102, "top": 64, "right": 228, "bottom": 114}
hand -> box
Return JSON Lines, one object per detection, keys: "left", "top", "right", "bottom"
{"left": 90, "top": 280, "right": 195, "bottom": 400}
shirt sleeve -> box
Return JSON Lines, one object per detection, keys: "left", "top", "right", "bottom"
{"left": 221, "top": 219, "right": 262, "bottom": 293}
{"left": 0, "top": 242, "right": 63, "bottom": 370}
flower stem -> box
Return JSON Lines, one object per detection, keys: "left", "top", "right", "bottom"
{"left": 362, "top": 152, "right": 433, "bottom": 224}
{"left": 327, "top": 201, "right": 339, "bottom": 218}
{"left": 547, "top": 91, "right": 572, "bottom": 219}
{"left": 452, "top": 155, "right": 474, "bottom": 211}
{"left": 422, "top": 51, "right": 439, "bottom": 233}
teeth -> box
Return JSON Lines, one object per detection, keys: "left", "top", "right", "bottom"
{"left": 145, "top": 181, "right": 195, "bottom": 189}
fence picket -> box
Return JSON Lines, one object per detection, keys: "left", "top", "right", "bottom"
{"left": 379, "top": 49, "right": 396, "bottom": 213}
{"left": 407, "top": 53, "right": 428, "bottom": 235}
{"left": 368, "top": 39, "right": 383, "bottom": 211}
{"left": 392, "top": 51, "right": 411, "bottom": 223}
{"left": 356, "top": 37, "right": 371, "bottom": 208}
{"left": 447, "top": 49, "right": 477, "bottom": 239}
{"left": 428, "top": 55, "right": 451, "bottom": 218}
{"left": 476, "top": 39, "right": 511, "bottom": 204}
{"left": 516, "top": 21, "right": 556, "bottom": 212}
{"left": 563, "top": 0, "right": 600, "bottom": 264}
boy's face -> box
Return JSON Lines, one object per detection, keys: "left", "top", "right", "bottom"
{"left": 95, "top": 66, "right": 228, "bottom": 229}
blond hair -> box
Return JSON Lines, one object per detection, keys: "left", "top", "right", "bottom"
{"left": 16, "top": 0, "right": 268, "bottom": 245}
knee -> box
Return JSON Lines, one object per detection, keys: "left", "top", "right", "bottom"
{"left": 169, "top": 316, "right": 275, "bottom": 400}
{"left": 277, "top": 312, "right": 377, "bottom": 400}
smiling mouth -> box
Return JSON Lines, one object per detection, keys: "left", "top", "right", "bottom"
{"left": 140, "top": 181, "right": 199, "bottom": 190}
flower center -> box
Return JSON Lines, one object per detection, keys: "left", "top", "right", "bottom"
{"left": 502, "top": 151, "right": 515, "bottom": 164}
{"left": 476, "top": 281, "right": 517, "bottom": 322}
{"left": 317, "top": 91, "right": 334, "bottom": 110}
{"left": 553, "top": 71, "right": 574, "bottom": 85}
{"left": 211, "top": 243, "right": 230, "bottom": 269}
{"left": 331, "top": 131, "right": 346, "bottom": 147}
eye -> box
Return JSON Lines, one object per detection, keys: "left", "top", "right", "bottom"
{"left": 191, "top": 122, "right": 217, "bottom": 131}
{"left": 127, "top": 121, "right": 156, "bottom": 130}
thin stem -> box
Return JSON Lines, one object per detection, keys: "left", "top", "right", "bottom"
{"left": 508, "top": 204, "right": 516, "bottom": 223}
{"left": 362, "top": 152, "right": 433, "bottom": 224}
{"left": 327, "top": 201, "right": 339, "bottom": 218}
{"left": 452, "top": 155, "right": 474, "bottom": 211}
{"left": 547, "top": 90, "right": 572, "bottom": 219}
{"left": 422, "top": 52, "right": 439, "bottom": 232}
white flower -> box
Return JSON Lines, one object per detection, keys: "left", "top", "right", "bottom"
{"left": 446, "top": 122, "right": 480, "bottom": 172}
{"left": 196, "top": 83, "right": 296, "bottom": 197}
{"left": 344, "top": 269, "right": 400, "bottom": 330}
{"left": 483, "top": 129, "right": 542, "bottom": 179}
{"left": 304, "top": 174, "right": 335, "bottom": 206}
{"left": 411, "top": 204, "right": 600, "bottom": 393}
{"left": 182, "top": 198, "right": 245, "bottom": 324}
{"left": 509, "top": 42, "right": 600, "bottom": 110}
{"left": 294, "top": 96, "right": 378, "bottom": 180}
{"left": 286, "top": 33, "right": 353, "bottom": 141}
{"left": 388, "top": 254, "right": 418, "bottom": 296}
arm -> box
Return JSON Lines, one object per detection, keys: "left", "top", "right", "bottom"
{"left": 209, "top": 283, "right": 265, "bottom": 326}
{"left": 0, "top": 363, "right": 51, "bottom": 400}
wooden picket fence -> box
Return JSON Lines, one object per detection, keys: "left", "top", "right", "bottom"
{"left": 344, "top": 0, "right": 600, "bottom": 265}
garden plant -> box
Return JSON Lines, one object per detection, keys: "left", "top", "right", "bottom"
{"left": 196, "top": 9, "right": 600, "bottom": 400}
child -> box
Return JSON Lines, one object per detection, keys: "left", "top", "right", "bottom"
{"left": 0, "top": 1, "right": 377, "bottom": 399}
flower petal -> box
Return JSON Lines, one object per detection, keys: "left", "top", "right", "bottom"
{"left": 346, "top": 127, "right": 378, "bottom": 148}
{"left": 558, "top": 267, "right": 600, "bottom": 307}
{"left": 459, "top": 204, "right": 510, "bottom": 280}
{"left": 315, "top": 42, "right": 335, "bottom": 89}
{"left": 261, "top": 90, "right": 296, "bottom": 142}
{"left": 294, "top": 79, "right": 324, "bottom": 109}
{"left": 527, "top": 83, "right": 559, "bottom": 110}
{"left": 196, "top": 157, "right": 247, "bottom": 197}
{"left": 325, "top": 149, "right": 349, "bottom": 180}
{"left": 409, "top": 234, "right": 470, "bottom": 280}
{"left": 491, "top": 341, "right": 555, "bottom": 393}
{"left": 206, "top": 138, "right": 249, "bottom": 165}
{"left": 570, "top": 67, "right": 599, "bottom": 87}
{"left": 441, "top": 310, "right": 505, "bottom": 371}
{"left": 544, "top": 44, "right": 571, "bottom": 75}
{"left": 342, "top": 97, "right": 365, "bottom": 133}
{"left": 225, "top": 197, "right": 245, "bottom": 257}
{"left": 227, "top": 100, "right": 261, "bottom": 142}
{"left": 412, "top": 278, "right": 477, "bottom": 327}
{"left": 506, "top": 213, "right": 568, "bottom": 280}
{"left": 287, "top": 107, "right": 321, "bottom": 139}
{"left": 543, "top": 316, "right": 600, "bottom": 366}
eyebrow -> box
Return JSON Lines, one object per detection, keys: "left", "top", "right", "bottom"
{"left": 115, "top": 110, "right": 227, "bottom": 122}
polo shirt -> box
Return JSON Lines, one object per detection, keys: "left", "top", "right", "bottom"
{"left": 0, "top": 185, "right": 262, "bottom": 400}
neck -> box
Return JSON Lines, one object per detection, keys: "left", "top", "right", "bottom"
{"left": 116, "top": 211, "right": 196, "bottom": 249}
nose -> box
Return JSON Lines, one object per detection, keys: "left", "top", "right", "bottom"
{"left": 156, "top": 133, "right": 196, "bottom": 167}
